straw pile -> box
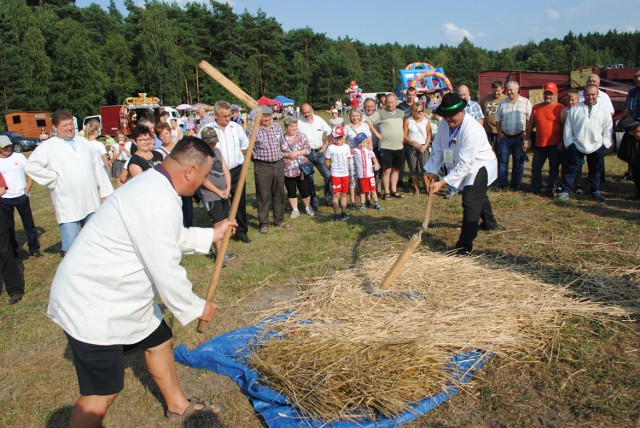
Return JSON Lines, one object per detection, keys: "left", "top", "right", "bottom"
{"left": 246, "top": 252, "right": 631, "bottom": 422}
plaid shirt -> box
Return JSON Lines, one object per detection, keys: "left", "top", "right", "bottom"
{"left": 625, "top": 86, "right": 640, "bottom": 121}
{"left": 464, "top": 100, "right": 485, "bottom": 121}
{"left": 251, "top": 123, "right": 284, "bottom": 162}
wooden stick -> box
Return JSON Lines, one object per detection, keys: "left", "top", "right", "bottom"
{"left": 196, "top": 61, "right": 260, "bottom": 332}
{"left": 198, "top": 60, "right": 258, "bottom": 110}
{"left": 380, "top": 189, "right": 435, "bottom": 290}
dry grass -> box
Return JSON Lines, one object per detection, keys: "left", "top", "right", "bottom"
{"left": 0, "top": 153, "right": 638, "bottom": 427}
{"left": 247, "top": 253, "right": 632, "bottom": 422}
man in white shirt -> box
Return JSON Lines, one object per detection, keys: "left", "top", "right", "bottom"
{"left": 0, "top": 136, "right": 41, "bottom": 258}
{"left": 48, "top": 137, "right": 236, "bottom": 426}
{"left": 559, "top": 84, "right": 612, "bottom": 202}
{"left": 297, "top": 103, "right": 332, "bottom": 207}
{"left": 25, "top": 110, "right": 113, "bottom": 255}
{"left": 199, "top": 101, "right": 251, "bottom": 243}
{"left": 426, "top": 93, "right": 499, "bottom": 255}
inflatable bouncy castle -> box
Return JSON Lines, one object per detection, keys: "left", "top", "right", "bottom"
{"left": 399, "top": 62, "right": 453, "bottom": 92}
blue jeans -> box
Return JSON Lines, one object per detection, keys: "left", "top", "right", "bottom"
{"left": 497, "top": 136, "right": 526, "bottom": 189}
{"left": 59, "top": 213, "right": 93, "bottom": 253}
{"left": 562, "top": 144, "right": 605, "bottom": 194}
{"left": 306, "top": 150, "right": 332, "bottom": 201}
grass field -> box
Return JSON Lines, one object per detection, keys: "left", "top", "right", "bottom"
{"left": 0, "top": 143, "right": 638, "bottom": 427}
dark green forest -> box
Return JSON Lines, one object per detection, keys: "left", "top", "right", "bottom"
{"left": 1, "top": 0, "right": 639, "bottom": 122}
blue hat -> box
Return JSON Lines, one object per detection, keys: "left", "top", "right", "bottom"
{"left": 354, "top": 132, "right": 368, "bottom": 144}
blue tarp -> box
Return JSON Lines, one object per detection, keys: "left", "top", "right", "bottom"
{"left": 274, "top": 95, "right": 295, "bottom": 105}
{"left": 175, "top": 324, "right": 490, "bottom": 427}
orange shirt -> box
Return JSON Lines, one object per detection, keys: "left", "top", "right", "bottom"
{"left": 532, "top": 102, "right": 564, "bottom": 147}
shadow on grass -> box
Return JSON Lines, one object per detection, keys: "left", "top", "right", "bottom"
{"left": 45, "top": 405, "right": 72, "bottom": 427}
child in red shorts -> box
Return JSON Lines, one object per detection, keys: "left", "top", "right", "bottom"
{"left": 352, "top": 133, "right": 384, "bottom": 211}
{"left": 324, "top": 126, "right": 352, "bottom": 221}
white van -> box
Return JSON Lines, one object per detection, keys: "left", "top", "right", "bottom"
{"left": 161, "top": 107, "right": 183, "bottom": 126}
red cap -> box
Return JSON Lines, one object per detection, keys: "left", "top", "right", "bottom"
{"left": 543, "top": 82, "right": 558, "bottom": 94}
{"left": 332, "top": 125, "right": 345, "bottom": 138}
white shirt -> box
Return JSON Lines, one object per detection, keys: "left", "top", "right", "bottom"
{"left": 89, "top": 139, "right": 107, "bottom": 157}
{"left": 48, "top": 169, "right": 213, "bottom": 345}
{"left": 297, "top": 115, "right": 331, "bottom": 150}
{"left": 25, "top": 136, "right": 113, "bottom": 224}
{"left": 563, "top": 101, "right": 612, "bottom": 154}
{"left": 406, "top": 117, "right": 429, "bottom": 145}
{"left": 426, "top": 113, "right": 497, "bottom": 190}
{"left": 0, "top": 152, "right": 28, "bottom": 198}
{"left": 325, "top": 143, "right": 351, "bottom": 177}
{"left": 352, "top": 147, "right": 375, "bottom": 179}
{"left": 199, "top": 121, "right": 249, "bottom": 170}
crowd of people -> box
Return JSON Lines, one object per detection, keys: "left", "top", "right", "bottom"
{"left": 0, "top": 68, "right": 639, "bottom": 425}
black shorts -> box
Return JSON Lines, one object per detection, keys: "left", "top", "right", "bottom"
{"left": 65, "top": 319, "right": 173, "bottom": 396}
{"left": 379, "top": 148, "right": 404, "bottom": 170}
{"left": 205, "top": 199, "right": 230, "bottom": 224}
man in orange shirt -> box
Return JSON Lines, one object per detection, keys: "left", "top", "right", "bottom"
{"left": 524, "top": 82, "right": 564, "bottom": 196}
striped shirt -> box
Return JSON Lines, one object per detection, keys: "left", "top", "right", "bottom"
{"left": 495, "top": 96, "right": 532, "bottom": 135}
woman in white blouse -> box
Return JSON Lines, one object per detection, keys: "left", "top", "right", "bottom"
{"left": 403, "top": 103, "right": 432, "bottom": 195}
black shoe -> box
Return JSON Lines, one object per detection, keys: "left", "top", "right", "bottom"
{"left": 10, "top": 295, "right": 23, "bottom": 305}
{"left": 234, "top": 234, "right": 251, "bottom": 243}
{"left": 453, "top": 248, "right": 470, "bottom": 257}
{"left": 30, "top": 251, "right": 43, "bottom": 258}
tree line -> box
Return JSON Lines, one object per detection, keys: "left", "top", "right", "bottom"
{"left": 1, "top": 0, "right": 639, "bottom": 125}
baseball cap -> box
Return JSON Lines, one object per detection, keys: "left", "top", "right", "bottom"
{"left": 230, "top": 104, "right": 240, "bottom": 111}
{"left": 331, "top": 109, "right": 338, "bottom": 114}
{"left": 201, "top": 127, "right": 219, "bottom": 144}
{"left": 260, "top": 105, "right": 273, "bottom": 115}
{"left": 332, "top": 125, "right": 345, "bottom": 138}
{"left": 353, "top": 132, "right": 368, "bottom": 144}
{"left": 0, "top": 135, "right": 12, "bottom": 148}
{"left": 543, "top": 82, "right": 558, "bottom": 94}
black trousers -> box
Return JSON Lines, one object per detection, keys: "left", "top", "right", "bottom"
{"left": 0, "top": 194, "right": 40, "bottom": 254}
{"left": 229, "top": 165, "right": 249, "bottom": 237}
{"left": 0, "top": 206, "right": 24, "bottom": 298}
{"left": 455, "top": 167, "right": 497, "bottom": 252}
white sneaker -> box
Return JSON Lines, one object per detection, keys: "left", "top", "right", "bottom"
{"left": 305, "top": 206, "right": 315, "bottom": 216}
{"left": 290, "top": 209, "right": 300, "bottom": 219}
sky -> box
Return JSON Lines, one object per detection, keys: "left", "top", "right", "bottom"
{"left": 75, "top": 0, "right": 639, "bottom": 51}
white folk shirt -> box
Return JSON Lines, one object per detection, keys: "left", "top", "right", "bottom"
{"left": 297, "top": 114, "right": 331, "bottom": 150}
{"left": 426, "top": 113, "right": 497, "bottom": 190}
{"left": 199, "top": 121, "right": 249, "bottom": 170}
{"left": 48, "top": 169, "right": 213, "bottom": 345}
{"left": 0, "top": 152, "right": 28, "bottom": 198}
{"left": 352, "top": 147, "right": 375, "bottom": 179}
{"left": 25, "top": 136, "right": 113, "bottom": 224}
{"left": 563, "top": 101, "right": 612, "bottom": 154}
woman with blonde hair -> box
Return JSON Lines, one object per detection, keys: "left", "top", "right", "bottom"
{"left": 403, "top": 103, "right": 432, "bottom": 195}
{"left": 84, "top": 119, "right": 112, "bottom": 176}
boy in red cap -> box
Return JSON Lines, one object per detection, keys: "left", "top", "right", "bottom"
{"left": 324, "top": 126, "right": 352, "bottom": 221}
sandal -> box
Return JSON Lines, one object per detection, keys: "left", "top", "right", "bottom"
{"left": 392, "top": 192, "right": 405, "bottom": 199}
{"left": 382, "top": 193, "right": 391, "bottom": 200}
{"left": 166, "top": 397, "right": 221, "bottom": 422}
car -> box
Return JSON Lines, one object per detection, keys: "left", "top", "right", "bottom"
{"left": 0, "top": 131, "right": 40, "bottom": 153}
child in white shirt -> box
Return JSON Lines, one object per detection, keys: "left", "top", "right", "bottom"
{"left": 351, "top": 133, "right": 383, "bottom": 211}
{"left": 324, "top": 126, "right": 352, "bottom": 221}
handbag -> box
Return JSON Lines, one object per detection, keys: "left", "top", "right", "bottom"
{"left": 299, "top": 161, "right": 314, "bottom": 177}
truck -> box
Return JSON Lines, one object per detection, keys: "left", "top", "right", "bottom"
{"left": 82, "top": 94, "right": 182, "bottom": 136}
